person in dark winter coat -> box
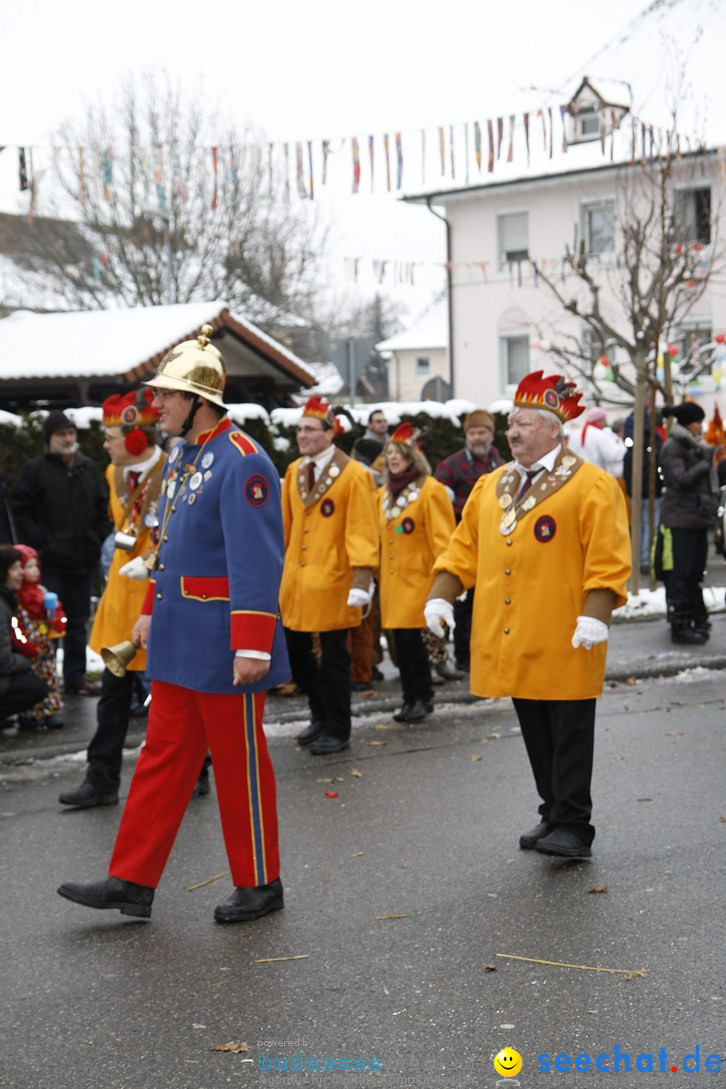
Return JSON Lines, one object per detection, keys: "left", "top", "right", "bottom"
{"left": 0, "top": 545, "right": 48, "bottom": 724}
{"left": 658, "top": 402, "right": 720, "bottom": 644}
{"left": 11, "top": 412, "right": 112, "bottom": 694}
{"left": 0, "top": 471, "right": 17, "bottom": 544}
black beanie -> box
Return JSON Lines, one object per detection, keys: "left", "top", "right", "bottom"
{"left": 662, "top": 402, "right": 705, "bottom": 426}
{"left": 43, "top": 411, "right": 75, "bottom": 443}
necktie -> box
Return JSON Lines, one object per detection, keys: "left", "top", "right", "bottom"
{"left": 307, "top": 462, "right": 316, "bottom": 492}
{"left": 517, "top": 469, "right": 538, "bottom": 502}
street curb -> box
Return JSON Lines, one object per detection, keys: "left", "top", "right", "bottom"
{"left": 2, "top": 654, "right": 725, "bottom": 768}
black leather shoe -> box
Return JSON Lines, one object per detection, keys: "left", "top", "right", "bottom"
{"left": 309, "top": 735, "right": 350, "bottom": 755}
{"left": 393, "top": 703, "right": 414, "bottom": 722}
{"left": 519, "top": 821, "right": 551, "bottom": 850}
{"left": 404, "top": 699, "right": 433, "bottom": 722}
{"left": 214, "top": 877, "right": 284, "bottom": 923}
{"left": 351, "top": 680, "right": 373, "bottom": 692}
{"left": 535, "top": 829, "right": 592, "bottom": 859}
{"left": 371, "top": 666, "right": 384, "bottom": 682}
{"left": 66, "top": 678, "right": 102, "bottom": 696}
{"left": 59, "top": 780, "right": 119, "bottom": 809}
{"left": 57, "top": 876, "right": 154, "bottom": 918}
{"left": 296, "top": 720, "right": 324, "bottom": 746}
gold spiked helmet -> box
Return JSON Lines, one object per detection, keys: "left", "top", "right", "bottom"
{"left": 145, "top": 324, "right": 226, "bottom": 407}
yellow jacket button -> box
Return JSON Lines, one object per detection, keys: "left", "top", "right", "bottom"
{"left": 505, "top": 568, "right": 511, "bottom": 575}
{"left": 504, "top": 597, "right": 511, "bottom": 604}
{"left": 503, "top": 626, "right": 510, "bottom": 634}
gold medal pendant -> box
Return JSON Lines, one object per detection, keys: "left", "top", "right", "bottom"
{"left": 500, "top": 508, "right": 517, "bottom": 535}
{"left": 498, "top": 493, "right": 513, "bottom": 509}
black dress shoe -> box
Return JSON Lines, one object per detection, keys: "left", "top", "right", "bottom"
{"left": 59, "top": 780, "right": 119, "bottom": 809}
{"left": 393, "top": 703, "right": 414, "bottom": 722}
{"left": 309, "top": 735, "right": 350, "bottom": 755}
{"left": 66, "top": 678, "right": 102, "bottom": 696}
{"left": 214, "top": 877, "right": 284, "bottom": 923}
{"left": 57, "top": 876, "right": 154, "bottom": 918}
{"left": 403, "top": 699, "right": 432, "bottom": 722}
{"left": 296, "top": 720, "right": 324, "bottom": 746}
{"left": 519, "top": 821, "right": 551, "bottom": 850}
{"left": 535, "top": 829, "right": 592, "bottom": 859}
{"left": 44, "top": 715, "right": 64, "bottom": 729}
{"left": 351, "top": 680, "right": 373, "bottom": 692}
{"left": 371, "top": 666, "right": 384, "bottom": 682}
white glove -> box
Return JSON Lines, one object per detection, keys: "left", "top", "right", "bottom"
{"left": 571, "top": 615, "right": 609, "bottom": 650}
{"left": 424, "top": 598, "right": 455, "bottom": 638}
{"left": 347, "top": 587, "right": 371, "bottom": 608}
{"left": 119, "top": 556, "right": 151, "bottom": 581}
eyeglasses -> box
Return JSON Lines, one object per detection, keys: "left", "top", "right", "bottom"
{"left": 296, "top": 425, "right": 325, "bottom": 434}
{"left": 152, "top": 389, "right": 179, "bottom": 403}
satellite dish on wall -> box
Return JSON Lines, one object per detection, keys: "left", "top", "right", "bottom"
{"left": 421, "top": 376, "right": 452, "bottom": 402}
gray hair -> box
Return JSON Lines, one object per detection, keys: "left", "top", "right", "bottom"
{"left": 509, "top": 406, "right": 565, "bottom": 439}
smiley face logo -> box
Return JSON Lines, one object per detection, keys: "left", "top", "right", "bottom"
{"left": 493, "top": 1047, "right": 522, "bottom": 1078}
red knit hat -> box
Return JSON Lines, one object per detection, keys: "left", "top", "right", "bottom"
{"left": 302, "top": 396, "right": 344, "bottom": 437}
{"left": 513, "top": 370, "right": 585, "bottom": 422}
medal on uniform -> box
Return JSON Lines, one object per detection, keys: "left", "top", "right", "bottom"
{"left": 201, "top": 451, "right": 214, "bottom": 469}
{"left": 167, "top": 481, "right": 176, "bottom": 499}
{"left": 188, "top": 493, "right": 196, "bottom": 505}
{"left": 329, "top": 465, "right": 340, "bottom": 477}
{"left": 168, "top": 446, "right": 180, "bottom": 466}
{"left": 500, "top": 513, "right": 517, "bottom": 536}
{"left": 203, "top": 470, "right": 212, "bottom": 482}
{"left": 562, "top": 455, "right": 576, "bottom": 468}
{"left": 189, "top": 471, "right": 203, "bottom": 491}
{"left": 498, "top": 493, "right": 513, "bottom": 509}
{"left": 521, "top": 495, "right": 536, "bottom": 511}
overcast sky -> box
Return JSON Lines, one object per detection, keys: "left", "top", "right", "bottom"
{"left": 1, "top": 0, "right": 651, "bottom": 313}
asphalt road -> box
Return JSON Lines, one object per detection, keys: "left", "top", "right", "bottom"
{"left": 1, "top": 670, "right": 724, "bottom": 1089}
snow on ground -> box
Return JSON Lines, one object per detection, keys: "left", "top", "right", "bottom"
{"left": 614, "top": 584, "right": 725, "bottom": 620}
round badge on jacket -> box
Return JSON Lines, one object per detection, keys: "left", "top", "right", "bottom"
{"left": 402, "top": 517, "right": 415, "bottom": 534}
{"left": 245, "top": 474, "right": 269, "bottom": 507}
{"left": 534, "top": 515, "right": 556, "bottom": 542}
{"left": 320, "top": 498, "right": 335, "bottom": 517}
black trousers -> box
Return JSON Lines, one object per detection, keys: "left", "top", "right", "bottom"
{"left": 513, "top": 697, "right": 596, "bottom": 844}
{"left": 42, "top": 567, "right": 92, "bottom": 684}
{"left": 393, "top": 629, "right": 433, "bottom": 705}
{"left": 86, "top": 667, "right": 136, "bottom": 790}
{"left": 453, "top": 587, "right": 474, "bottom": 668}
{"left": 0, "top": 671, "right": 48, "bottom": 721}
{"left": 284, "top": 628, "right": 351, "bottom": 741}
{"left": 664, "top": 527, "right": 708, "bottom": 620}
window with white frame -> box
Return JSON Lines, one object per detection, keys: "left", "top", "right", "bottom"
{"left": 674, "top": 187, "right": 711, "bottom": 245}
{"left": 498, "top": 211, "right": 529, "bottom": 268}
{"left": 582, "top": 200, "right": 615, "bottom": 254}
{"left": 500, "top": 334, "right": 530, "bottom": 387}
{"left": 572, "top": 107, "right": 601, "bottom": 143}
{"left": 415, "top": 355, "right": 431, "bottom": 377}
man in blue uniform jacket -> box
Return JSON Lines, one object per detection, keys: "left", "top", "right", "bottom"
{"left": 58, "top": 325, "right": 290, "bottom": 924}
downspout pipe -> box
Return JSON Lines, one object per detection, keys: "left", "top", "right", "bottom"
{"left": 425, "top": 198, "right": 454, "bottom": 395}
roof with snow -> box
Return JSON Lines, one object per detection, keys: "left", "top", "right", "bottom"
{"left": 376, "top": 298, "right": 448, "bottom": 353}
{"left": 403, "top": 0, "right": 726, "bottom": 204}
{"left": 0, "top": 301, "right": 315, "bottom": 409}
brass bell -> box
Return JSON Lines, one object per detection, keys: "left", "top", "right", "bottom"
{"left": 101, "top": 640, "right": 138, "bottom": 677}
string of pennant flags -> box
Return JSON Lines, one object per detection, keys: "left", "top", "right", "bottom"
{"left": 2, "top": 100, "right": 710, "bottom": 218}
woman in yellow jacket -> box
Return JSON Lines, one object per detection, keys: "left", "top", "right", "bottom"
{"left": 378, "top": 423, "right": 455, "bottom": 722}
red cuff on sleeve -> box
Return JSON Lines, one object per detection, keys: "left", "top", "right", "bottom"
{"left": 230, "top": 610, "right": 277, "bottom": 653}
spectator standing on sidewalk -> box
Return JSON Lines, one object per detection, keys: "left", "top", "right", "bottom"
{"left": 434, "top": 410, "right": 503, "bottom": 672}
{"left": 0, "top": 545, "right": 48, "bottom": 725}
{"left": 12, "top": 411, "right": 111, "bottom": 695}
{"left": 658, "top": 401, "right": 720, "bottom": 645}
{"left": 12, "top": 545, "right": 66, "bottom": 730}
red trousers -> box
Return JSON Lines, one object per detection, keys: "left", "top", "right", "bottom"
{"left": 109, "top": 681, "right": 280, "bottom": 889}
